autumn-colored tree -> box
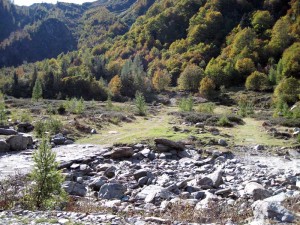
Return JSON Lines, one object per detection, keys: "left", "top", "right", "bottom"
{"left": 152, "top": 69, "right": 171, "bottom": 91}
{"left": 235, "top": 58, "right": 255, "bottom": 78}
{"left": 108, "top": 75, "right": 122, "bottom": 95}
{"left": 273, "top": 77, "right": 300, "bottom": 104}
{"left": 199, "top": 76, "right": 216, "bottom": 98}
{"left": 177, "top": 64, "right": 204, "bottom": 92}
{"left": 281, "top": 42, "right": 300, "bottom": 79}
{"left": 251, "top": 10, "right": 273, "bottom": 33}
{"left": 245, "top": 71, "right": 269, "bottom": 91}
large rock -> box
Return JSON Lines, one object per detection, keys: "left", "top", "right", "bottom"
{"left": 17, "top": 123, "right": 34, "bottom": 133}
{"left": 104, "top": 147, "right": 134, "bottom": 159}
{"left": 52, "top": 133, "right": 66, "bottom": 145}
{"left": 0, "top": 139, "right": 9, "bottom": 152}
{"left": 6, "top": 134, "right": 33, "bottom": 151}
{"left": 89, "top": 176, "right": 108, "bottom": 191}
{"left": 154, "top": 138, "right": 185, "bottom": 152}
{"left": 0, "top": 128, "right": 17, "bottom": 135}
{"left": 136, "top": 185, "right": 173, "bottom": 200}
{"left": 62, "top": 181, "right": 87, "bottom": 197}
{"left": 244, "top": 182, "right": 271, "bottom": 201}
{"left": 252, "top": 200, "right": 295, "bottom": 223}
{"left": 98, "top": 183, "right": 126, "bottom": 199}
{"left": 196, "top": 169, "right": 223, "bottom": 188}
{"left": 133, "top": 169, "right": 148, "bottom": 180}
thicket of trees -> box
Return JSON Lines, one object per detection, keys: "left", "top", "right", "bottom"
{"left": 0, "top": 0, "right": 299, "bottom": 106}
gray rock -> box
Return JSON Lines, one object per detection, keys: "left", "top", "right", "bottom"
{"left": 244, "top": 182, "right": 271, "bottom": 201}
{"left": 6, "top": 134, "right": 33, "bottom": 151}
{"left": 197, "top": 169, "right": 223, "bottom": 188}
{"left": 195, "top": 122, "right": 205, "bottom": 128}
{"left": 79, "top": 164, "right": 92, "bottom": 175}
{"left": 0, "top": 128, "right": 17, "bottom": 135}
{"left": 62, "top": 181, "right": 87, "bottom": 197}
{"left": 89, "top": 176, "right": 108, "bottom": 191}
{"left": 138, "top": 176, "right": 148, "bottom": 187}
{"left": 254, "top": 145, "right": 264, "bottom": 151}
{"left": 218, "top": 139, "right": 228, "bottom": 146}
{"left": 191, "top": 191, "right": 205, "bottom": 200}
{"left": 0, "top": 139, "right": 9, "bottom": 152}
{"left": 136, "top": 185, "right": 173, "bottom": 200}
{"left": 105, "top": 147, "right": 134, "bottom": 159}
{"left": 52, "top": 133, "right": 66, "bottom": 145}
{"left": 133, "top": 169, "right": 148, "bottom": 180}
{"left": 252, "top": 200, "right": 294, "bottom": 223}
{"left": 98, "top": 183, "right": 126, "bottom": 199}
{"left": 64, "top": 139, "right": 74, "bottom": 145}
{"left": 104, "top": 166, "right": 116, "bottom": 178}
{"left": 154, "top": 138, "right": 185, "bottom": 152}
{"left": 215, "top": 188, "right": 231, "bottom": 196}
{"left": 140, "top": 148, "right": 151, "bottom": 157}
{"left": 17, "top": 123, "right": 34, "bottom": 133}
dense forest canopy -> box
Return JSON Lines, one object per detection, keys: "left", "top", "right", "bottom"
{"left": 0, "top": 0, "right": 299, "bottom": 105}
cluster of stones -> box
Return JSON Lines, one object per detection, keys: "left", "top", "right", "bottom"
{"left": 57, "top": 139, "right": 299, "bottom": 224}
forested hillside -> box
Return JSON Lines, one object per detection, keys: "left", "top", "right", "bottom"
{"left": 0, "top": 0, "right": 299, "bottom": 106}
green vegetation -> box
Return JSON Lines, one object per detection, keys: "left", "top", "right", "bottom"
{"left": 197, "top": 103, "right": 215, "bottom": 114}
{"left": 64, "top": 98, "right": 85, "bottom": 114}
{"left": 245, "top": 71, "right": 269, "bottom": 91}
{"left": 237, "top": 97, "right": 254, "bottom": 117}
{"left": 217, "top": 116, "right": 231, "bottom": 127}
{"left": 23, "top": 138, "right": 66, "bottom": 209}
{"left": 0, "top": 0, "right": 299, "bottom": 106}
{"left": 34, "top": 117, "right": 63, "bottom": 138}
{"left": 135, "top": 91, "right": 147, "bottom": 116}
{"left": 32, "top": 78, "right": 43, "bottom": 102}
{"left": 178, "top": 95, "right": 194, "bottom": 112}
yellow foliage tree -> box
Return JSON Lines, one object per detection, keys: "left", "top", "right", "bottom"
{"left": 152, "top": 69, "right": 171, "bottom": 91}
{"left": 108, "top": 75, "right": 122, "bottom": 95}
{"left": 199, "top": 76, "right": 216, "bottom": 98}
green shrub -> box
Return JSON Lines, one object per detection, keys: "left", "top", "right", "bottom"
{"left": 217, "top": 116, "right": 232, "bottom": 127}
{"left": 0, "top": 101, "right": 7, "bottom": 125}
{"left": 237, "top": 96, "right": 254, "bottom": 117}
{"left": 297, "top": 134, "right": 300, "bottom": 143}
{"left": 135, "top": 91, "right": 147, "bottom": 116}
{"left": 57, "top": 104, "right": 66, "bottom": 115}
{"left": 245, "top": 71, "right": 269, "bottom": 91}
{"left": 64, "top": 98, "right": 85, "bottom": 114}
{"left": 197, "top": 103, "right": 215, "bottom": 113}
{"left": 273, "top": 77, "right": 300, "bottom": 104}
{"left": 34, "top": 118, "right": 63, "bottom": 138}
{"left": 178, "top": 95, "right": 194, "bottom": 112}
{"left": 23, "top": 138, "right": 66, "bottom": 209}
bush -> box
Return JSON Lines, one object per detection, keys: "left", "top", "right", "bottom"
{"left": 34, "top": 117, "right": 63, "bottom": 138}
{"left": 135, "top": 91, "right": 147, "bottom": 116}
{"left": 238, "top": 96, "right": 254, "bottom": 117}
{"left": 178, "top": 95, "right": 194, "bottom": 112}
{"left": 0, "top": 101, "right": 7, "bottom": 126}
{"left": 245, "top": 71, "right": 269, "bottom": 91}
{"left": 57, "top": 104, "right": 66, "bottom": 115}
{"left": 217, "top": 116, "right": 232, "bottom": 127}
{"left": 152, "top": 69, "right": 171, "bottom": 91}
{"left": 177, "top": 64, "right": 204, "bottom": 92}
{"left": 273, "top": 77, "right": 300, "bottom": 104}
{"left": 23, "top": 138, "right": 66, "bottom": 209}
{"left": 199, "top": 77, "right": 216, "bottom": 98}
{"left": 64, "top": 98, "right": 85, "bottom": 114}
{"left": 197, "top": 103, "right": 215, "bottom": 113}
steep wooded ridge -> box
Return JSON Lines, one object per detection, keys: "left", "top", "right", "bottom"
{"left": 0, "top": 0, "right": 299, "bottom": 104}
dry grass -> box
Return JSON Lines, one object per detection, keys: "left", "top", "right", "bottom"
{"left": 162, "top": 199, "right": 253, "bottom": 224}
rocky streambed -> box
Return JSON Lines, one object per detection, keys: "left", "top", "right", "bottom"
{"left": 0, "top": 140, "right": 299, "bottom": 225}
